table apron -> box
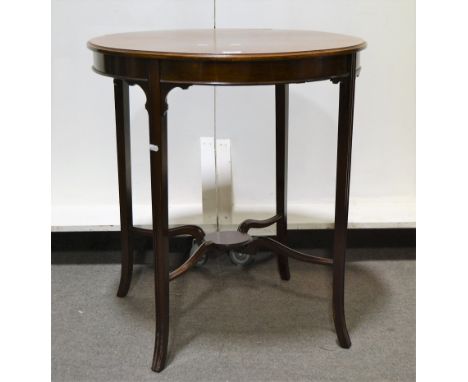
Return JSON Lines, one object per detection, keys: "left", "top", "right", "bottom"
{"left": 92, "top": 52, "right": 359, "bottom": 85}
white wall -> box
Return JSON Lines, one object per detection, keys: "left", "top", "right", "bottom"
{"left": 52, "top": 0, "right": 415, "bottom": 231}
{"left": 52, "top": 0, "right": 216, "bottom": 229}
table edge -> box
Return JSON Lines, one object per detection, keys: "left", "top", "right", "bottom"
{"left": 87, "top": 41, "right": 367, "bottom": 61}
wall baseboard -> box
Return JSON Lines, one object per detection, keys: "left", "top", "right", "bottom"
{"left": 51, "top": 199, "right": 416, "bottom": 232}
{"left": 51, "top": 228, "right": 415, "bottom": 264}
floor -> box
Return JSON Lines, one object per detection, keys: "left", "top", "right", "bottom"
{"left": 52, "top": 249, "right": 415, "bottom": 382}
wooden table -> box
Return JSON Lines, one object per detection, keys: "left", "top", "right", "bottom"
{"left": 88, "top": 29, "right": 367, "bottom": 372}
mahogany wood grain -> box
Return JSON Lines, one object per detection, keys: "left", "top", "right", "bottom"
{"left": 249, "top": 237, "right": 333, "bottom": 266}
{"left": 89, "top": 28, "right": 366, "bottom": 373}
{"left": 146, "top": 62, "right": 170, "bottom": 373}
{"left": 237, "top": 215, "right": 282, "bottom": 233}
{"left": 92, "top": 53, "right": 355, "bottom": 85}
{"left": 332, "top": 54, "right": 357, "bottom": 349}
{"left": 88, "top": 29, "right": 366, "bottom": 61}
{"left": 132, "top": 225, "right": 206, "bottom": 244}
{"left": 114, "top": 79, "right": 134, "bottom": 298}
{"left": 169, "top": 241, "right": 212, "bottom": 281}
{"left": 275, "top": 84, "right": 290, "bottom": 280}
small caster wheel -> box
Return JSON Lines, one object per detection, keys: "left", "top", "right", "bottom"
{"left": 189, "top": 241, "right": 208, "bottom": 267}
{"left": 229, "top": 250, "right": 254, "bottom": 266}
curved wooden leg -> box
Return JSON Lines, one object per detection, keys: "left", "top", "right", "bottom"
{"left": 168, "top": 225, "right": 206, "bottom": 244}
{"left": 237, "top": 215, "right": 281, "bottom": 233}
{"left": 276, "top": 84, "right": 290, "bottom": 281}
{"left": 250, "top": 237, "right": 333, "bottom": 266}
{"left": 169, "top": 241, "right": 212, "bottom": 281}
{"left": 147, "top": 63, "right": 170, "bottom": 372}
{"left": 114, "top": 79, "right": 134, "bottom": 298}
{"left": 332, "top": 55, "right": 357, "bottom": 349}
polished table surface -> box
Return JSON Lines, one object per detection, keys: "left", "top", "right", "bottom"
{"left": 88, "top": 29, "right": 366, "bottom": 60}
{"left": 88, "top": 28, "right": 366, "bottom": 373}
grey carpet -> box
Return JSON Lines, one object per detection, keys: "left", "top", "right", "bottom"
{"left": 52, "top": 252, "right": 415, "bottom": 382}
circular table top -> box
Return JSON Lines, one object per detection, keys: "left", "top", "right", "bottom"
{"left": 88, "top": 29, "right": 366, "bottom": 61}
